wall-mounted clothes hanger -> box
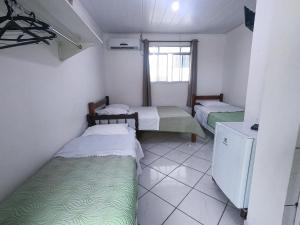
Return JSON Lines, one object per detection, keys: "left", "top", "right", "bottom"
{"left": 0, "top": 0, "right": 57, "bottom": 49}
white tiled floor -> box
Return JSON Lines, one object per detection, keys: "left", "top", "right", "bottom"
{"left": 138, "top": 132, "right": 244, "bottom": 225}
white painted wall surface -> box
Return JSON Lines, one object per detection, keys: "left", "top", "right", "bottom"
{"left": 104, "top": 33, "right": 226, "bottom": 106}
{"left": 243, "top": 0, "right": 274, "bottom": 124}
{"left": 0, "top": 44, "right": 105, "bottom": 201}
{"left": 245, "top": 0, "right": 300, "bottom": 224}
{"left": 222, "top": 25, "right": 253, "bottom": 107}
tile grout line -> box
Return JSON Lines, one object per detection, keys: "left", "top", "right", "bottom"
{"left": 160, "top": 163, "right": 207, "bottom": 225}
{"left": 151, "top": 142, "right": 210, "bottom": 225}
{"left": 140, "top": 138, "right": 212, "bottom": 193}
{"left": 217, "top": 202, "right": 229, "bottom": 225}
{"left": 139, "top": 136, "right": 215, "bottom": 225}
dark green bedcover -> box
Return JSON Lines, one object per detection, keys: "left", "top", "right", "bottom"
{"left": 207, "top": 111, "right": 245, "bottom": 129}
{"left": 0, "top": 156, "right": 137, "bottom": 225}
{"left": 157, "top": 106, "right": 206, "bottom": 138}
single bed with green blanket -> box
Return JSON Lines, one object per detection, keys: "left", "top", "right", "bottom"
{"left": 207, "top": 111, "right": 245, "bottom": 129}
{"left": 0, "top": 156, "right": 137, "bottom": 225}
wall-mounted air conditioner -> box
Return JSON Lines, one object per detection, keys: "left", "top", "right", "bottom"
{"left": 108, "top": 38, "right": 140, "bottom": 50}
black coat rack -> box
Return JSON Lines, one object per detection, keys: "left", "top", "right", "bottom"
{"left": 0, "top": 0, "right": 57, "bottom": 49}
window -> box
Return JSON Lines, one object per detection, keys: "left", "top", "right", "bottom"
{"left": 149, "top": 46, "right": 191, "bottom": 82}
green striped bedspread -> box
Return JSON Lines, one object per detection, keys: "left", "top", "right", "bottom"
{"left": 158, "top": 106, "right": 206, "bottom": 138}
{"left": 0, "top": 156, "right": 137, "bottom": 225}
{"left": 207, "top": 111, "right": 245, "bottom": 129}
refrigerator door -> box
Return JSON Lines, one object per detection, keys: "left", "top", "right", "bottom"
{"left": 212, "top": 123, "right": 254, "bottom": 208}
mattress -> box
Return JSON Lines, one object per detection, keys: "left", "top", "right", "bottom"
{"left": 207, "top": 111, "right": 245, "bottom": 129}
{"left": 0, "top": 156, "right": 137, "bottom": 225}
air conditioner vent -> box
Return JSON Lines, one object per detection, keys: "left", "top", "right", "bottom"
{"left": 109, "top": 38, "right": 140, "bottom": 50}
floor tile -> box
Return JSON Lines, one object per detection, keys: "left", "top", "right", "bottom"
{"left": 141, "top": 163, "right": 147, "bottom": 169}
{"left": 194, "top": 147, "right": 213, "bottom": 161}
{"left": 139, "top": 167, "right": 166, "bottom": 189}
{"left": 148, "top": 145, "right": 174, "bottom": 156}
{"left": 149, "top": 158, "right": 179, "bottom": 175}
{"left": 164, "top": 150, "right": 191, "bottom": 164}
{"left": 178, "top": 189, "right": 226, "bottom": 225}
{"left": 140, "top": 151, "right": 160, "bottom": 165}
{"left": 151, "top": 177, "right": 192, "bottom": 206}
{"left": 138, "top": 192, "right": 175, "bottom": 225}
{"left": 183, "top": 156, "right": 211, "bottom": 173}
{"left": 164, "top": 209, "right": 202, "bottom": 225}
{"left": 201, "top": 141, "right": 214, "bottom": 152}
{"left": 218, "top": 206, "right": 244, "bottom": 225}
{"left": 161, "top": 140, "right": 184, "bottom": 149}
{"left": 141, "top": 143, "right": 156, "bottom": 150}
{"left": 169, "top": 165, "right": 204, "bottom": 187}
{"left": 138, "top": 185, "right": 148, "bottom": 198}
{"left": 228, "top": 200, "right": 235, "bottom": 208}
{"left": 206, "top": 167, "right": 212, "bottom": 176}
{"left": 176, "top": 142, "right": 204, "bottom": 155}
{"left": 194, "top": 175, "right": 228, "bottom": 203}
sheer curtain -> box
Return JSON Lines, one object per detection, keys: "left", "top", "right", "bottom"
{"left": 187, "top": 39, "right": 198, "bottom": 107}
{"left": 142, "top": 39, "right": 152, "bottom": 106}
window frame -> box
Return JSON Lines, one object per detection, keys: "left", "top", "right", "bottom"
{"left": 149, "top": 46, "right": 191, "bottom": 83}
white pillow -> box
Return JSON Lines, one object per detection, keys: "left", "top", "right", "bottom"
{"left": 199, "top": 100, "right": 228, "bottom": 107}
{"left": 95, "top": 107, "right": 128, "bottom": 115}
{"left": 107, "top": 104, "right": 130, "bottom": 112}
{"left": 82, "top": 124, "right": 129, "bottom": 136}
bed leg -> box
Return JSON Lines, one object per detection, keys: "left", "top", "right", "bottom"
{"left": 191, "top": 134, "right": 197, "bottom": 143}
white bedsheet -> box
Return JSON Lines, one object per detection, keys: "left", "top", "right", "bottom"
{"left": 55, "top": 130, "right": 144, "bottom": 174}
{"left": 129, "top": 106, "right": 160, "bottom": 130}
{"left": 195, "top": 103, "right": 243, "bottom": 131}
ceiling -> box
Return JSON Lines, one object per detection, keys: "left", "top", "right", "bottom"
{"left": 79, "top": 0, "right": 246, "bottom": 34}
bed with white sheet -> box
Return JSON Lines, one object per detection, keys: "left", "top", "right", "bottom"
{"left": 0, "top": 123, "right": 143, "bottom": 225}
{"left": 88, "top": 96, "right": 206, "bottom": 142}
{"left": 192, "top": 94, "right": 245, "bottom": 133}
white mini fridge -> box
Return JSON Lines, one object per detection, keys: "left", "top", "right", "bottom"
{"left": 212, "top": 122, "right": 257, "bottom": 209}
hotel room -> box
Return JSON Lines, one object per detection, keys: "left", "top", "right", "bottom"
{"left": 0, "top": 0, "right": 299, "bottom": 225}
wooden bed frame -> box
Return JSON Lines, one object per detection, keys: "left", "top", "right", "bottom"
{"left": 88, "top": 96, "right": 203, "bottom": 143}
{"left": 192, "top": 93, "right": 224, "bottom": 116}
{"left": 87, "top": 96, "right": 140, "bottom": 138}
{"left": 88, "top": 96, "right": 110, "bottom": 116}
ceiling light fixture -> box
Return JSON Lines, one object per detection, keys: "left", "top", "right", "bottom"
{"left": 171, "top": 1, "right": 180, "bottom": 12}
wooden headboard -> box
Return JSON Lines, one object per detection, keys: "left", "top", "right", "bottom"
{"left": 88, "top": 96, "right": 109, "bottom": 115}
{"left": 87, "top": 96, "right": 141, "bottom": 138}
{"left": 192, "top": 94, "right": 224, "bottom": 116}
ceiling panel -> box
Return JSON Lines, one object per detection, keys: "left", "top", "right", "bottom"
{"left": 80, "top": 0, "right": 246, "bottom": 33}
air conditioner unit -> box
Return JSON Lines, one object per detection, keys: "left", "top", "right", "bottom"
{"left": 109, "top": 38, "right": 140, "bottom": 50}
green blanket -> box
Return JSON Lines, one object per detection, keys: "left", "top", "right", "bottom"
{"left": 207, "top": 111, "right": 245, "bottom": 129}
{"left": 158, "top": 106, "right": 205, "bottom": 138}
{"left": 0, "top": 156, "right": 137, "bottom": 225}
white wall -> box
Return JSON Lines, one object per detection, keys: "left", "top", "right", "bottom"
{"left": 243, "top": 0, "right": 274, "bottom": 124}
{"left": 245, "top": 0, "right": 300, "bottom": 224}
{"left": 222, "top": 25, "right": 253, "bottom": 107}
{"left": 0, "top": 43, "right": 105, "bottom": 201}
{"left": 104, "top": 33, "right": 226, "bottom": 107}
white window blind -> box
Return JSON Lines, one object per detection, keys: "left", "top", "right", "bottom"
{"left": 149, "top": 46, "right": 191, "bottom": 82}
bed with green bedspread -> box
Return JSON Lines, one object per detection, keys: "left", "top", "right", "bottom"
{"left": 157, "top": 106, "right": 206, "bottom": 138}
{"left": 0, "top": 156, "right": 137, "bottom": 225}
{"left": 207, "top": 111, "right": 245, "bottom": 129}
